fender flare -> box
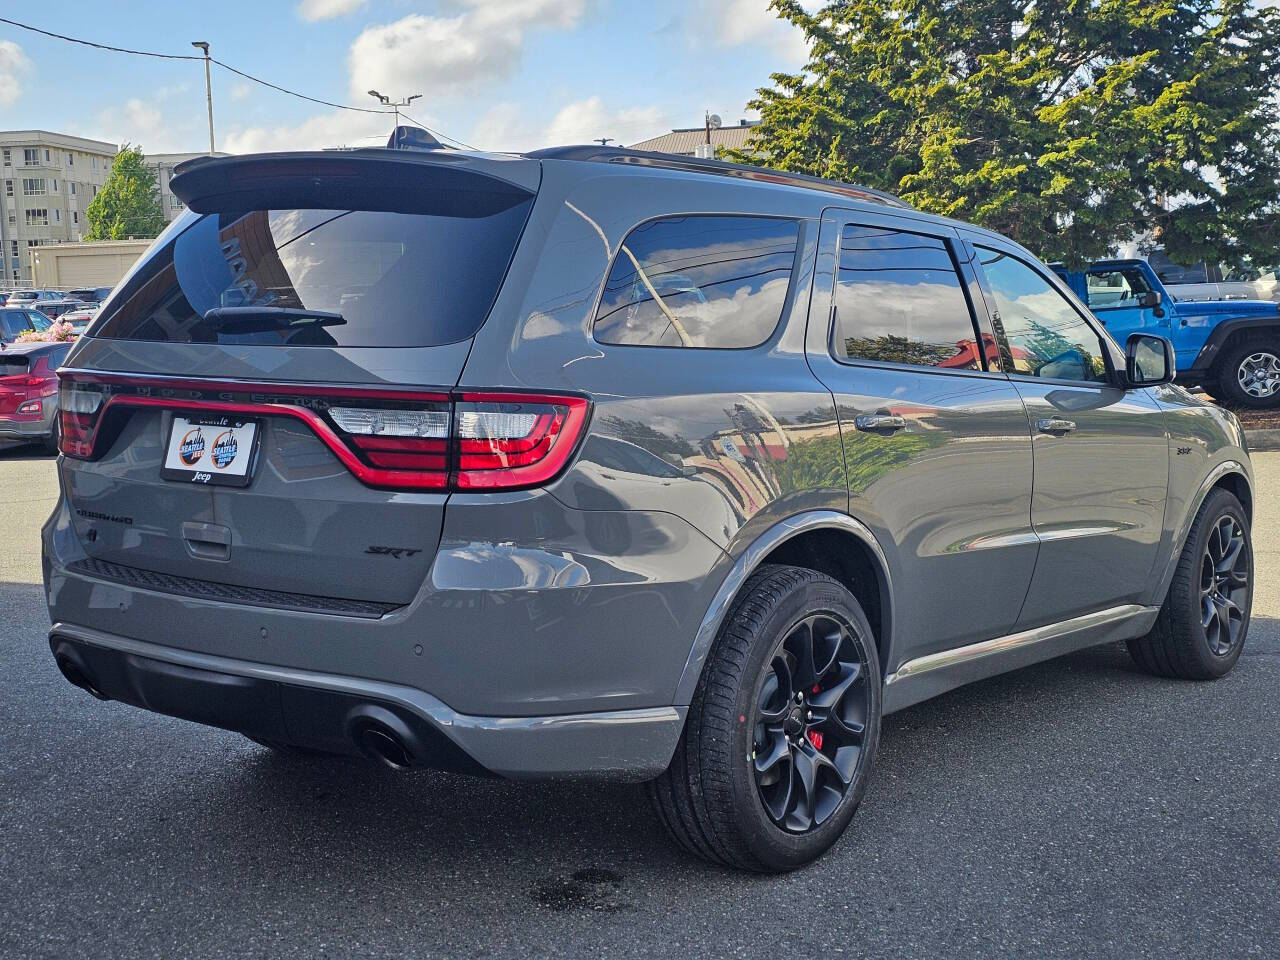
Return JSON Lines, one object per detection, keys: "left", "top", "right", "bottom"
{"left": 1151, "top": 459, "right": 1251, "bottom": 604}
{"left": 1189, "top": 316, "right": 1280, "bottom": 375}
{"left": 671, "top": 510, "right": 895, "bottom": 706}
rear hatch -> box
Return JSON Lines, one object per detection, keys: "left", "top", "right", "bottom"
{"left": 0, "top": 354, "right": 32, "bottom": 415}
{"left": 58, "top": 150, "right": 541, "bottom": 610}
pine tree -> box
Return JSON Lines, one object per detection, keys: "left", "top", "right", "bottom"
{"left": 736, "top": 0, "right": 1280, "bottom": 267}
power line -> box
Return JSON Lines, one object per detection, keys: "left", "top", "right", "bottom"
{"left": 0, "top": 16, "right": 388, "bottom": 116}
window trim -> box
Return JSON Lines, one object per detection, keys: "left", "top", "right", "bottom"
{"left": 590, "top": 211, "right": 806, "bottom": 352}
{"left": 826, "top": 219, "right": 999, "bottom": 379}
{"left": 967, "top": 238, "right": 1121, "bottom": 388}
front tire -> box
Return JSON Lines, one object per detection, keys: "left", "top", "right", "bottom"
{"left": 1128, "top": 488, "right": 1252, "bottom": 679}
{"left": 1214, "top": 339, "right": 1280, "bottom": 408}
{"left": 649, "top": 565, "right": 881, "bottom": 872}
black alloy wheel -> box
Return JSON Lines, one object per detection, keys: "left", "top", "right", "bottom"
{"left": 1199, "top": 514, "right": 1249, "bottom": 656}
{"left": 752, "top": 613, "right": 870, "bottom": 833}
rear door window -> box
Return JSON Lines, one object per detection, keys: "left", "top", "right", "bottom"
{"left": 91, "top": 202, "right": 533, "bottom": 348}
{"left": 833, "top": 225, "right": 984, "bottom": 370}
{"left": 594, "top": 215, "right": 799, "bottom": 348}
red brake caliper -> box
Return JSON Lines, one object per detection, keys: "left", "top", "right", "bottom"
{"left": 807, "top": 684, "right": 823, "bottom": 749}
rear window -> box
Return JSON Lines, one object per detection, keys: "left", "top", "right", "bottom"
{"left": 0, "top": 355, "right": 30, "bottom": 372}
{"left": 91, "top": 203, "right": 533, "bottom": 348}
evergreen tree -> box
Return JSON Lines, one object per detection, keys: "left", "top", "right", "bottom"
{"left": 736, "top": 0, "right": 1280, "bottom": 266}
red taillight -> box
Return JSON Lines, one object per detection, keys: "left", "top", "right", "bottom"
{"left": 453, "top": 393, "right": 590, "bottom": 490}
{"left": 56, "top": 374, "right": 590, "bottom": 492}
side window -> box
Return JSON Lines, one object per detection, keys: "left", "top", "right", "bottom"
{"left": 26, "top": 311, "right": 51, "bottom": 331}
{"left": 1085, "top": 268, "right": 1152, "bottom": 310}
{"left": 834, "top": 225, "right": 983, "bottom": 370}
{"left": 594, "top": 215, "right": 799, "bottom": 348}
{"left": 0, "top": 311, "right": 22, "bottom": 339}
{"left": 976, "top": 247, "right": 1109, "bottom": 384}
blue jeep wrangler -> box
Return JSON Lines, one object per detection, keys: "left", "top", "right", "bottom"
{"left": 1054, "top": 259, "right": 1280, "bottom": 407}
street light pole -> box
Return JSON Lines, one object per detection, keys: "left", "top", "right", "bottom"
{"left": 192, "top": 41, "right": 214, "bottom": 155}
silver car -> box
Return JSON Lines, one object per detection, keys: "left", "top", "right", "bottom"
{"left": 43, "top": 146, "right": 1254, "bottom": 871}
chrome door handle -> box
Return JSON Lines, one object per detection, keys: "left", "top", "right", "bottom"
{"left": 855, "top": 414, "right": 908, "bottom": 434}
{"left": 1036, "top": 418, "right": 1077, "bottom": 435}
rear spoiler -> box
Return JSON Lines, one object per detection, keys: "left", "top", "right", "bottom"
{"left": 170, "top": 150, "right": 540, "bottom": 218}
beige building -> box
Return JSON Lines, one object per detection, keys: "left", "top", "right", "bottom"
{"left": 1, "top": 131, "right": 118, "bottom": 286}
{"left": 147, "top": 151, "right": 228, "bottom": 223}
{"left": 629, "top": 119, "right": 761, "bottom": 157}
{"left": 29, "top": 239, "right": 152, "bottom": 290}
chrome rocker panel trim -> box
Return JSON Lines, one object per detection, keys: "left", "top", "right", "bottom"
{"left": 883, "top": 604, "right": 1159, "bottom": 713}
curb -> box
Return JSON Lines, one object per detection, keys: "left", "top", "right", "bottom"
{"left": 1245, "top": 428, "right": 1280, "bottom": 452}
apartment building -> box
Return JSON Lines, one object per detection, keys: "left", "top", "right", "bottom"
{"left": 147, "top": 151, "right": 228, "bottom": 223}
{"left": 0, "top": 131, "right": 118, "bottom": 286}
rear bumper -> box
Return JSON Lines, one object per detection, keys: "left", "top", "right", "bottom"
{"left": 49, "top": 623, "right": 685, "bottom": 780}
{"left": 0, "top": 407, "right": 56, "bottom": 440}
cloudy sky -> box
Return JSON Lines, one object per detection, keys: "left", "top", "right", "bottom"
{"left": 0, "top": 1, "right": 815, "bottom": 155}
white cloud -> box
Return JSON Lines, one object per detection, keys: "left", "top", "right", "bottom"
{"left": 222, "top": 109, "right": 393, "bottom": 154}
{"left": 297, "top": 0, "right": 367, "bottom": 22}
{"left": 348, "top": 1, "right": 588, "bottom": 103}
{"left": 696, "top": 0, "right": 813, "bottom": 63}
{"left": 230, "top": 82, "right": 253, "bottom": 101}
{"left": 470, "top": 96, "right": 665, "bottom": 152}
{"left": 0, "top": 40, "right": 32, "bottom": 107}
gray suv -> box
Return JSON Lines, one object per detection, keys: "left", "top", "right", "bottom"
{"left": 43, "top": 147, "right": 1254, "bottom": 871}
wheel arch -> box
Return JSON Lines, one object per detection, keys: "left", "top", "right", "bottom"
{"left": 672, "top": 511, "right": 894, "bottom": 706}
{"left": 1151, "top": 460, "right": 1253, "bottom": 605}
{"left": 1191, "top": 317, "right": 1280, "bottom": 376}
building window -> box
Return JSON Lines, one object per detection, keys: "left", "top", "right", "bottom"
{"left": 2, "top": 149, "right": 9, "bottom": 165}
{"left": 23, "top": 148, "right": 39, "bottom": 166}
{"left": 22, "top": 178, "right": 46, "bottom": 196}
{"left": 66, "top": 153, "right": 74, "bottom": 167}
{"left": 91, "top": 156, "right": 98, "bottom": 171}
{"left": 54, "top": 209, "right": 60, "bottom": 223}
{"left": 70, "top": 182, "right": 76, "bottom": 195}
{"left": 171, "top": 195, "right": 184, "bottom": 210}
{"left": 73, "top": 211, "right": 78, "bottom": 225}
{"left": 51, "top": 179, "right": 57, "bottom": 192}
{"left": 44, "top": 149, "right": 50, "bottom": 163}
{"left": 594, "top": 215, "right": 800, "bottom": 348}
{"left": 4, "top": 180, "right": 11, "bottom": 197}
{"left": 8, "top": 241, "right": 15, "bottom": 257}
{"left": 25, "top": 209, "right": 49, "bottom": 226}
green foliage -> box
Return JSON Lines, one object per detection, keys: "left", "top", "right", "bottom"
{"left": 83, "top": 145, "right": 166, "bottom": 241}
{"left": 736, "top": 0, "right": 1280, "bottom": 267}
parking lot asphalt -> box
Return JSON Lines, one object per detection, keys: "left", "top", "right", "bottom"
{"left": 2, "top": 442, "right": 1278, "bottom": 960}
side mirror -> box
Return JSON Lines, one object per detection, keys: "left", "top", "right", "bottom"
{"left": 1125, "top": 333, "right": 1175, "bottom": 387}
{"left": 1139, "top": 289, "right": 1165, "bottom": 317}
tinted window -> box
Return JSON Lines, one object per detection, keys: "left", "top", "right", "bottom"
{"left": 1148, "top": 250, "right": 1209, "bottom": 285}
{"left": 1, "top": 310, "right": 36, "bottom": 339}
{"left": 91, "top": 203, "right": 532, "bottom": 348}
{"left": 977, "top": 247, "right": 1109, "bottom": 383}
{"left": 1086, "top": 268, "right": 1153, "bottom": 310}
{"left": 834, "top": 226, "right": 981, "bottom": 369}
{"left": 25, "top": 311, "right": 50, "bottom": 331}
{"left": 594, "top": 215, "right": 798, "bottom": 348}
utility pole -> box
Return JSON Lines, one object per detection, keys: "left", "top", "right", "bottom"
{"left": 594, "top": 137, "right": 614, "bottom": 147}
{"left": 191, "top": 42, "right": 214, "bottom": 155}
{"left": 705, "top": 110, "right": 711, "bottom": 145}
{"left": 368, "top": 91, "right": 422, "bottom": 134}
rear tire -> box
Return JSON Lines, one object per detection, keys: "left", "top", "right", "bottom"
{"left": 42, "top": 420, "right": 59, "bottom": 455}
{"left": 1127, "top": 488, "right": 1251, "bottom": 679}
{"left": 649, "top": 564, "right": 881, "bottom": 872}
{"left": 1214, "top": 339, "right": 1280, "bottom": 409}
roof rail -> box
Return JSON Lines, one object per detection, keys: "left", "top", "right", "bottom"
{"left": 523, "top": 145, "right": 910, "bottom": 209}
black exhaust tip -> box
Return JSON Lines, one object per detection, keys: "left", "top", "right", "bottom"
{"left": 54, "top": 654, "right": 109, "bottom": 701}
{"left": 357, "top": 723, "right": 414, "bottom": 770}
